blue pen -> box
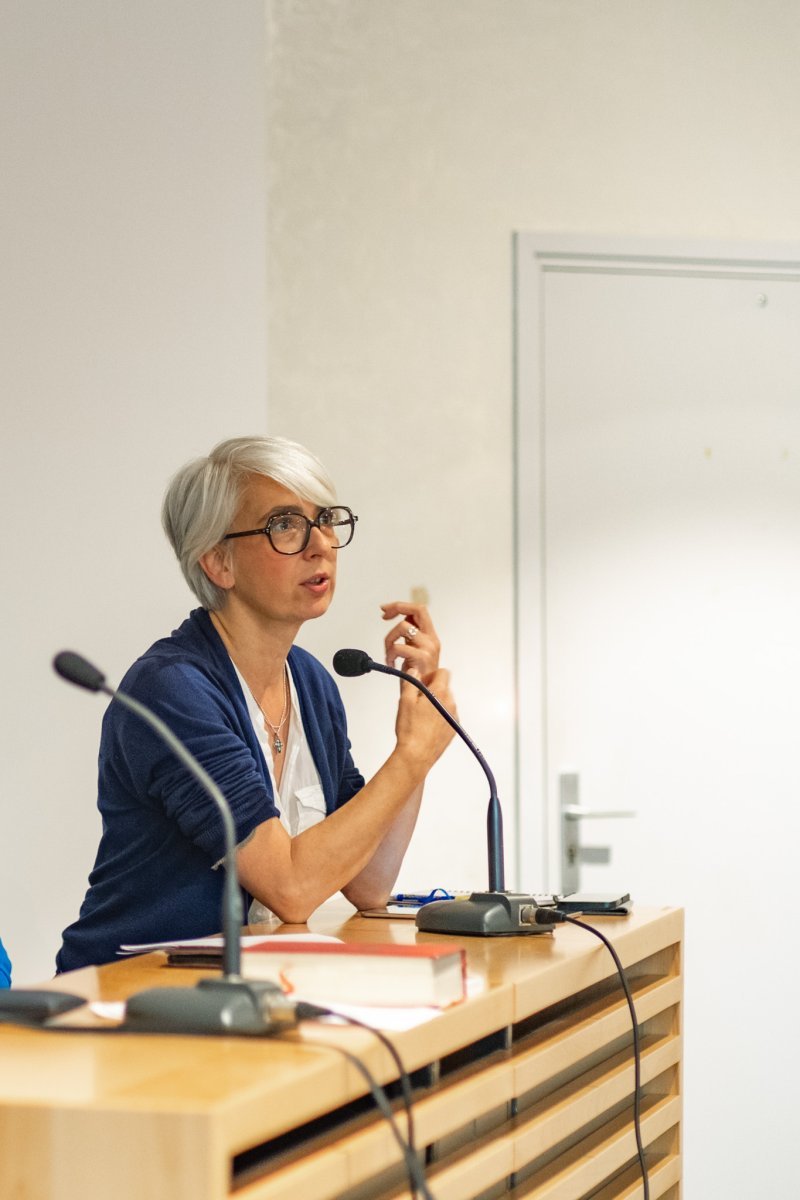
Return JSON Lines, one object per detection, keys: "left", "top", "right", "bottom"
{"left": 391, "top": 888, "right": 453, "bottom": 906}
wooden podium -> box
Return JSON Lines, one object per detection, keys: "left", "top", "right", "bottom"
{"left": 0, "top": 904, "right": 682, "bottom": 1200}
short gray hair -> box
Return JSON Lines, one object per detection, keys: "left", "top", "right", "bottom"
{"left": 161, "top": 435, "right": 337, "bottom": 610}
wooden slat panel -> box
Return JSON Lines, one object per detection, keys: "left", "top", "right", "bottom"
{"left": 381, "top": 1096, "right": 680, "bottom": 1200}
{"left": 232, "top": 973, "right": 681, "bottom": 1200}
{"left": 512, "top": 1035, "right": 681, "bottom": 1165}
{"left": 508, "top": 1096, "right": 681, "bottom": 1200}
{"left": 240, "top": 1031, "right": 679, "bottom": 1200}
{"left": 581, "top": 1151, "right": 681, "bottom": 1200}
{"left": 231, "top": 1058, "right": 517, "bottom": 1200}
{"left": 413, "top": 1047, "right": 679, "bottom": 1200}
{"left": 513, "top": 975, "right": 681, "bottom": 1096}
{"left": 234, "top": 1143, "right": 359, "bottom": 1200}
{"left": 416, "top": 1135, "right": 516, "bottom": 1200}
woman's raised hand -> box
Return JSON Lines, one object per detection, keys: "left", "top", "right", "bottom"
{"left": 381, "top": 601, "right": 441, "bottom": 686}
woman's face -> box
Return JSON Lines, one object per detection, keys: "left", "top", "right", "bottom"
{"left": 217, "top": 474, "right": 338, "bottom": 629}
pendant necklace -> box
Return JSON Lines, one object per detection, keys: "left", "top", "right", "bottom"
{"left": 251, "top": 668, "right": 290, "bottom": 754}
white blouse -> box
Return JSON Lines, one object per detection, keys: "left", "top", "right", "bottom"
{"left": 232, "top": 661, "right": 327, "bottom": 924}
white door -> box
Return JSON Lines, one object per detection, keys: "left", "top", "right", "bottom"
{"left": 514, "top": 236, "right": 800, "bottom": 1198}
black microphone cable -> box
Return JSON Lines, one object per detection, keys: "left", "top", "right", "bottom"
{"left": 295, "top": 1002, "right": 430, "bottom": 1200}
{"left": 324, "top": 1048, "right": 430, "bottom": 1200}
{"left": 302, "top": 1008, "right": 417, "bottom": 1159}
{"left": 527, "top": 908, "right": 650, "bottom": 1200}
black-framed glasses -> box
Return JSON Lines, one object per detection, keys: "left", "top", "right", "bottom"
{"left": 223, "top": 506, "right": 358, "bottom": 555}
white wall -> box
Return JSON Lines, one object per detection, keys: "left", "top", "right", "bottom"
{"left": 264, "top": 4, "right": 800, "bottom": 1195}
{"left": 265, "top": 0, "right": 800, "bottom": 883}
{"left": 1, "top": 2, "right": 269, "bottom": 984}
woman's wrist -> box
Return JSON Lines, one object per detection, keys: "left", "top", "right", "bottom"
{"left": 384, "top": 742, "right": 431, "bottom": 792}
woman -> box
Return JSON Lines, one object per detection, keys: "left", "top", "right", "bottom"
{"left": 57, "top": 436, "right": 455, "bottom": 972}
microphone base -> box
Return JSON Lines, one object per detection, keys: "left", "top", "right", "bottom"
{"left": 0, "top": 989, "right": 86, "bottom": 1026}
{"left": 415, "top": 892, "right": 553, "bottom": 937}
{"left": 120, "top": 977, "right": 298, "bottom": 1037}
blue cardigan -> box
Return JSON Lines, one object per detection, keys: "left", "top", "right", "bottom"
{"left": 57, "top": 610, "right": 364, "bottom": 972}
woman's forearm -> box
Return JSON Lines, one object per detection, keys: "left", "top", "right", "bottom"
{"left": 238, "top": 753, "right": 428, "bottom": 922}
{"left": 340, "top": 782, "right": 424, "bottom": 910}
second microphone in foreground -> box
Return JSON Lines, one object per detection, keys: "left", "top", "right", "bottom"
{"left": 54, "top": 650, "right": 298, "bottom": 1037}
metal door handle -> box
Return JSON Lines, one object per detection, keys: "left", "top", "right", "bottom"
{"left": 559, "top": 772, "right": 636, "bottom": 893}
{"left": 562, "top": 806, "right": 636, "bottom": 819}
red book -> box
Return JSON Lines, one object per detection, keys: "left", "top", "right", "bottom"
{"left": 236, "top": 939, "right": 467, "bottom": 1008}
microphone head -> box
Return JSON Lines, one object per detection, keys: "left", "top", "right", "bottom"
{"left": 332, "top": 649, "right": 374, "bottom": 678}
{"left": 53, "top": 651, "right": 107, "bottom": 693}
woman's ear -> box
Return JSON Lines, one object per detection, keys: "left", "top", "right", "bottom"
{"left": 198, "top": 544, "right": 235, "bottom": 592}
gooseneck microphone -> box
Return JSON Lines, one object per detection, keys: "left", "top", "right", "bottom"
{"left": 333, "top": 649, "right": 549, "bottom": 937}
{"left": 53, "top": 651, "right": 297, "bottom": 1036}
{"left": 54, "top": 651, "right": 243, "bottom": 978}
{"left": 333, "top": 648, "right": 504, "bottom": 891}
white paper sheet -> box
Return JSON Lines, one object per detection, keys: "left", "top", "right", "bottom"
{"left": 118, "top": 932, "right": 342, "bottom": 954}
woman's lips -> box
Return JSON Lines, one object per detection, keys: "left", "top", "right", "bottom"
{"left": 301, "top": 573, "right": 330, "bottom": 594}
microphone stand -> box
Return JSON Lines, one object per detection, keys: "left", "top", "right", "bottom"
{"left": 54, "top": 652, "right": 297, "bottom": 1036}
{"left": 334, "top": 653, "right": 550, "bottom": 937}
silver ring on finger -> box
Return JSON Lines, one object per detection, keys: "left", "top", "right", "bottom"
{"left": 406, "top": 624, "right": 419, "bottom": 640}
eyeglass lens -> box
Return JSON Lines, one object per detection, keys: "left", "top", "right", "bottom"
{"left": 269, "top": 507, "right": 354, "bottom": 553}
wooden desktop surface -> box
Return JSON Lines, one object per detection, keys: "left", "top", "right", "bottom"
{"left": 0, "top": 903, "right": 683, "bottom": 1200}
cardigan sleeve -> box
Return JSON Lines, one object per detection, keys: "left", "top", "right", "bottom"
{"left": 100, "top": 657, "right": 280, "bottom": 863}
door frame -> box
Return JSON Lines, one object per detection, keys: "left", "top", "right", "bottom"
{"left": 512, "top": 232, "right": 800, "bottom": 890}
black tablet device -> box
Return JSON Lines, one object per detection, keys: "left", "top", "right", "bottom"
{"left": 554, "top": 892, "right": 632, "bottom": 915}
